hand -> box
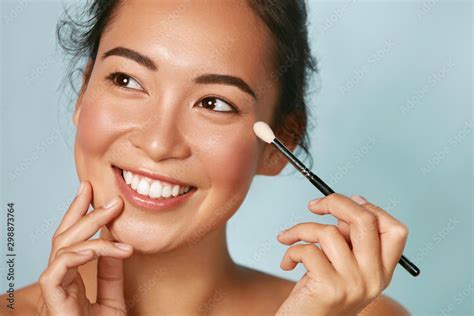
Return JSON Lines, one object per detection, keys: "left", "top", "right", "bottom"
{"left": 275, "top": 193, "right": 409, "bottom": 316}
{"left": 38, "top": 181, "right": 133, "bottom": 316}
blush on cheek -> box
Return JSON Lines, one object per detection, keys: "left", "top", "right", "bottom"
{"left": 74, "top": 96, "right": 133, "bottom": 209}
{"left": 204, "top": 129, "right": 259, "bottom": 193}
{"left": 76, "top": 98, "right": 124, "bottom": 158}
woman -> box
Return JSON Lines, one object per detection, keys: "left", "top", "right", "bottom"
{"left": 1, "top": 0, "right": 410, "bottom": 315}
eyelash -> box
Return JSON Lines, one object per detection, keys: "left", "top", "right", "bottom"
{"left": 197, "top": 96, "right": 239, "bottom": 114}
{"left": 105, "top": 71, "right": 239, "bottom": 114}
{"left": 105, "top": 71, "right": 145, "bottom": 92}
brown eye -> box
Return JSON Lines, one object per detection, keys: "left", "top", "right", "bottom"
{"left": 106, "top": 72, "right": 143, "bottom": 91}
{"left": 198, "top": 96, "right": 235, "bottom": 113}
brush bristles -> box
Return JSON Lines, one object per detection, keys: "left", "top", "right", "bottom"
{"left": 253, "top": 121, "right": 275, "bottom": 144}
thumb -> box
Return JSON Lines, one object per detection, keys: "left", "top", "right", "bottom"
{"left": 96, "top": 255, "right": 128, "bottom": 313}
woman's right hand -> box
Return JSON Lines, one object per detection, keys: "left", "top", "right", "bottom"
{"left": 38, "top": 181, "right": 133, "bottom": 316}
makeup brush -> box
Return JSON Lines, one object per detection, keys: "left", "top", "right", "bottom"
{"left": 253, "top": 121, "right": 420, "bottom": 277}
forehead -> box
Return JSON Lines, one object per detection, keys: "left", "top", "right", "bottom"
{"left": 98, "top": 0, "right": 275, "bottom": 89}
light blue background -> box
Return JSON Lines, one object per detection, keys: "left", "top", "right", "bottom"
{"left": 1, "top": 1, "right": 472, "bottom": 315}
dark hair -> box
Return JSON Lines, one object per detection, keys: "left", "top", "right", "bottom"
{"left": 57, "top": 0, "right": 318, "bottom": 170}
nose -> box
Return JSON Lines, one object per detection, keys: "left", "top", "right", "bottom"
{"left": 129, "top": 109, "right": 191, "bottom": 162}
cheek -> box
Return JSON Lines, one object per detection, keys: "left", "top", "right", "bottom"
{"left": 76, "top": 96, "right": 123, "bottom": 158}
{"left": 74, "top": 93, "right": 132, "bottom": 207}
{"left": 194, "top": 123, "right": 259, "bottom": 195}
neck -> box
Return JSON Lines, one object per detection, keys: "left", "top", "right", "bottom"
{"left": 100, "top": 224, "right": 242, "bottom": 315}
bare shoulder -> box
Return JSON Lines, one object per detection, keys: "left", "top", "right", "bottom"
{"left": 0, "top": 282, "right": 44, "bottom": 315}
{"left": 236, "top": 265, "right": 296, "bottom": 314}
{"left": 239, "top": 265, "right": 295, "bottom": 295}
{"left": 358, "top": 294, "right": 410, "bottom": 316}
{"left": 238, "top": 267, "right": 409, "bottom": 316}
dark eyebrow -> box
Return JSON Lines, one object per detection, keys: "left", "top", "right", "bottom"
{"left": 102, "top": 46, "right": 257, "bottom": 100}
{"left": 102, "top": 47, "right": 158, "bottom": 71}
{"left": 194, "top": 74, "right": 257, "bottom": 100}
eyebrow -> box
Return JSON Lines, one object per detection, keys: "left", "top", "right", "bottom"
{"left": 102, "top": 46, "right": 257, "bottom": 100}
{"left": 102, "top": 47, "right": 158, "bottom": 71}
{"left": 194, "top": 74, "right": 257, "bottom": 100}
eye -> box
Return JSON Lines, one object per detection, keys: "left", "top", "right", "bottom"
{"left": 197, "top": 96, "right": 237, "bottom": 113}
{"left": 105, "top": 71, "right": 144, "bottom": 91}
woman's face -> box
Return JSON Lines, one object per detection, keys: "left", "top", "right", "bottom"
{"left": 73, "top": 0, "right": 281, "bottom": 253}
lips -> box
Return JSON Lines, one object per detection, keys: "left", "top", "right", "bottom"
{"left": 122, "top": 168, "right": 192, "bottom": 199}
{"left": 112, "top": 166, "right": 196, "bottom": 212}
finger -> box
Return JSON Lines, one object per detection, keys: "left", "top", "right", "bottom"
{"left": 96, "top": 256, "right": 127, "bottom": 312}
{"left": 53, "top": 181, "right": 92, "bottom": 238}
{"left": 351, "top": 195, "right": 409, "bottom": 280}
{"left": 57, "top": 239, "right": 132, "bottom": 312}
{"left": 52, "top": 197, "right": 123, "bottom": 253}
{"left": 39, "top": 250, "right": 94, "bottom": 313}
{"left": 308, "top": 193, "right": 382, "bottom": 278}
{"left": 336, "top": 219, "right": 351, "bottom": 245}
{"left": 55, "top": 239, "right": 133, "bottom": 259}
{"left": 281, "top": 244, "right": 338, "bottom": 279}
{"left": 351, "top": 195, "right": 403, "bottom": 228}
{"left": 277, "top": 222, "right": 357, "bottom": 276}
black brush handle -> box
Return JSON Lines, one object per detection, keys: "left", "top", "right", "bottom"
{"left": 272, "top": 138, "right": 420, "bottom": 277}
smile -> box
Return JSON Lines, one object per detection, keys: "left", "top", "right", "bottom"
{"left": 123, "top": 168, "right": 191, "bottom": 199}
{"left": 112, "top": 166, "right": 196, "bottom": 211}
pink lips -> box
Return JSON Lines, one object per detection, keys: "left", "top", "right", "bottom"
{"left": 112, "top": 166, "right": 196, "bottom": 212}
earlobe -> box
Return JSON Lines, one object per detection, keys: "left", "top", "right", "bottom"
{"left": 72, "top": 103, "right": 81, "bottom": 127}
{"left": 72, "top": 87, "right": 85, "bottom": 127}
{"left": 255, "top": 142, "right": 296, "bottom": 176}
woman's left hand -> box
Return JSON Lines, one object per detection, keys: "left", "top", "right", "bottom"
{"left": 275, "top": 193, "right": 409, "bottom": 316}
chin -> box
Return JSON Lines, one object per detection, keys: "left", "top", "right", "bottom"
{"left": 103, "top": 212, "right": 190, "bottom": 254}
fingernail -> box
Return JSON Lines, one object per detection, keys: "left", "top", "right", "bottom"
{"left": 352, "top": 195, "right": 368, "bottom": 205}
{"left": 114, "top": 242, "right": 132, "bottom": 251}
{"left": 103, "top": 197, "right": 120, "bottom": 209}
{"left": 308, "top": 197, "right": 323, "bottom": 207}
{"left": 77, "top": 181, "right": 85, "bottom": 195}
{"left": 76, "top": 249, "right": 93, "bottom": 255}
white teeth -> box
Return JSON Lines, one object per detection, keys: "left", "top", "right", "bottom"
{"left": 120, "top": 168, "right": 192, "bottom": 199}
{"left": 123, "top": 170, "right": 133, "bottom": 184}
{"left": 131, "top": 175, "right": 139, "bottom": 190}
{"left": 137, "top": 178, "right": 150, "bottom": 195}
{"left": 149, "top": 181, "right": 163, "bottom": 198}
{"left": 162, "top": 185, "right": 172, "bottom": 198}
{"left": 171, "top": 185, "right": 180, "bottom": 197}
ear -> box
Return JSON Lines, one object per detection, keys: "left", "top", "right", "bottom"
{"left": 255, "top": 119, "right": 301, "bottom": 176}
{"left": 255, "top": 139, "right": 297, "bottom": 176}
{"left": 72, "top": 60, "right": 94, "bottom": 127}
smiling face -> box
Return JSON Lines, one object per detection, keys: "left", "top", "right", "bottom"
{"left": 72, "top": 0, "right": 291, "bottom": 253}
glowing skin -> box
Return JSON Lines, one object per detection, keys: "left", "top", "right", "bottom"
{"left": 74, "top": 0, "right": 280, "bottom": 252}
{"left": 0, "top": 1, "right": 411, "bottom": 315}
{"left": 71, "top": 0, "right": 291, "bottom": 314}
